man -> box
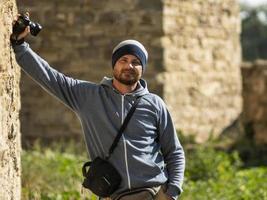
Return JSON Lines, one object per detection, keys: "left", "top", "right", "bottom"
{"left": 11, "top": 14, "right": 185, "bottom": 200}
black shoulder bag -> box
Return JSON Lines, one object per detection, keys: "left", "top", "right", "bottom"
{"left": 82, "top": 97, "right": 141, "bottom": 198}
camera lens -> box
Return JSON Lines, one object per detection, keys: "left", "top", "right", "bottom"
{"left": 29, "top": 22, "right": 42, "bottom": 36}
{"left": 12, "top": 15, "right": 42, "bottom": 36}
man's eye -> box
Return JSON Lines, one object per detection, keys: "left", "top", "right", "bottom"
{"left": 132, "top": 61, "right": 141, "bottom": 66}
{"left": 119, "top": 59, "right": 127, "bottom": 63}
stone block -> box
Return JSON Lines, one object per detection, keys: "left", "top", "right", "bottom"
{"left": 16, "top": 0, "right": 242, "bottom": 144}
{"left": 0, "top": 1, "right": 21, "bottom": 199}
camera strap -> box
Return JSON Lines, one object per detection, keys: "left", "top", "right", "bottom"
{"left": 106, "top": 96, "right": 142, "bottom": 159}
{"left": 81, "top": 95, "right": 143, "bottom": 197}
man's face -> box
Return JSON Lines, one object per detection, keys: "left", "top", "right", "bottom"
{"left": 113, "top": 54, "right": 142, "bottom": 86}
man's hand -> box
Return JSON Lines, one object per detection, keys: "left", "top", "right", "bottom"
{"left": 10, "top": 12, "right": 31, "bottom": 45}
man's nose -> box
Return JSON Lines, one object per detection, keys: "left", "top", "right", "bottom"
{"left": 126, "top": 62, "right": 134, "bottom": 69}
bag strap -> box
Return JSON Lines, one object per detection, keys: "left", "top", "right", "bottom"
{"left": 106, "top": 96, "right": 142, "bottom": 159}
{"left": 82, "top": 161, "right": 92, "bottom": 176}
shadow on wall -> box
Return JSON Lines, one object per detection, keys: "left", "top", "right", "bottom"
{"left": 220, "top": 60, "right": 267, "bottom": 166}
{"left": 222, "top": 60, "right": 267, "bottom": 145}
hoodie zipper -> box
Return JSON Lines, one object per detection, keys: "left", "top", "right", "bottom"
{"left": 121, "top": 95, "right": 131, "bottom": 190}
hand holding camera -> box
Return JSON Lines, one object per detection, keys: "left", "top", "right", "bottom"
{"left": 11, "top": 12, "right": 42, "bottom": 45}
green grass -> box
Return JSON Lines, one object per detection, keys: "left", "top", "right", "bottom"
{"left": 182, "top": 146, "right": 267, "bottom": 200}
{"left": 21, "top": 141, "right": 267, "bottom": 200}
{"left": 21, "top": 142, "right": 98, "bottom": 200}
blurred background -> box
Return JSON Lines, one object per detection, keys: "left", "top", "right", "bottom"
{"left": 14, "top": 0, "right": 267, "bottom": 199}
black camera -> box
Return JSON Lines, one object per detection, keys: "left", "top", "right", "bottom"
{"left": 13, "top": 15, "right": 42, "bottom": 36}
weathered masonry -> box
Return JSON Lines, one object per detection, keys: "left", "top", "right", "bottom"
{"left": 0, "top": 1, "right": 21, "bottom": 199}
{"left": 17, "top": 0, "right": 242, "bottom": 143}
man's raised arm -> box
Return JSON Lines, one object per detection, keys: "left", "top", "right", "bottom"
{"left": 11, "top": 13, "right": 86, "bottom": 112}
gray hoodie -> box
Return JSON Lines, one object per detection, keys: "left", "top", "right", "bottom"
{"left": 13, "top": 42, "right": 185, "bottom": 200}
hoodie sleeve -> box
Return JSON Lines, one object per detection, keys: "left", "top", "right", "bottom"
{"left": 13, "top": 42, "right": 85, "bottom": 113}
{"left": 157, "top": 98, "right": 185, "bottom": 200}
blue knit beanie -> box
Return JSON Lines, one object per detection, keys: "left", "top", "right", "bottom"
{"left": 112, "top": 40, "right": 148, "bottom": 72}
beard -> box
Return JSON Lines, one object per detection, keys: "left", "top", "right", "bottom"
{"left": 113, "top": 69, "right": 141, "bottom": 86}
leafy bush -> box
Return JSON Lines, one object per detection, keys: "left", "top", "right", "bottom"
{"left": 21, "top": 144, "right": 97, "bottom": 200}
{"left": 182, "top": 167, "right": 267, "bottom": 200}
{"left": 182, "top": 145, "right": 267, "bottom": 200}
{"left": 21, "top": 141, "right": 267, "bottom": 200}
{"left": 240, "top": 4, "right": 267, "bottom": 61}
{"left": 185, "top": 146, "right": 242, "bottom": 181}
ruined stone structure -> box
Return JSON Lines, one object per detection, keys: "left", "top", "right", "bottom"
{"left": 0, "top": 1, "right": 21, "bottom": 199}
{"left": 242, "top": 61, "right": 267, "bottom": 144}
{"left": 161, "top": 0, "right": 242, "bottom": 142}
{"left": 17, "top": 0, "right": 242, "bottom": 143}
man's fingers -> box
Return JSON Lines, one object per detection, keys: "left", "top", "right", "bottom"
{"left": 11, "top": 13, "right": 31, "bottom": 41}
{"left": 17, "top": 26, "right": 30, "bottom": 40}
{"left": 12, "top": 14, "right": 19, "bottom": 24}
{"left": 12, "top": 13, "right": 21, "bottom": 24}
{"left": 13, "top": 12, "right": 29, "bottom": 23}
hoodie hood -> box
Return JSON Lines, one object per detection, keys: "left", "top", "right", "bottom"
{"left": 100, "top": 77, "right": 149, "bottom": 97}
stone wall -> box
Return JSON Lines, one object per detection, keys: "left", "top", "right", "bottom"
{"left": 160, "top": 0, "right": 242, "bottom": 142}
{"left": 17, "top": 0, "right": 164, "bottom": 143}
{"left": 242, "top": 60, "right": 267, "bottom": 144}
{"left": 17, "top": 0, "right": 242, "bottom": 143}
{"left": 0, "top": 1, "right": 21, "bottom": 199}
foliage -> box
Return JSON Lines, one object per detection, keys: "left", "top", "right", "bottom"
{"left": 182, "top": 144, "right": 267, "bottom": 200}
{"left": 182, "top": 167, "right": 267, "bottom": 200}
{"left": 240, "top": 3, "right": 267, "bottom": 61}
{"left": 21, "top": 143, "right": 97, "bottom": 200}
{"left": 185, "top": 146, "right": 242, "bottom": 181}
{"left": 230, "top": 135, "right": 267, "bottom": 167}
{"left": 21, "top": 140, "right": 267, "bottom": 200}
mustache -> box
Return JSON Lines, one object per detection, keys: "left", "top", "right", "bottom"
{"left": 121, "top": 69, "right": 136, "bottom": 74}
